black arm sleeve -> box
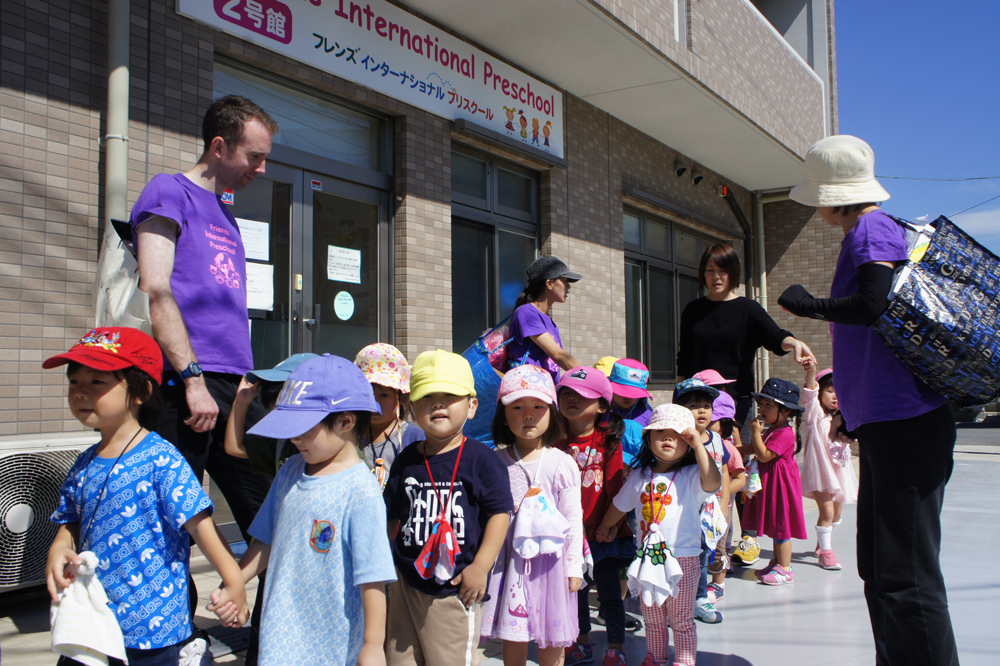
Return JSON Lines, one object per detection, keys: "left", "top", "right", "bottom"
{"left": 778, "top": 263, "right": 894, "bottom": 326}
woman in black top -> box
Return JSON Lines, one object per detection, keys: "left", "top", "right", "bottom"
{"left": 676, "top": 243, "right": 815, "bottom": 425}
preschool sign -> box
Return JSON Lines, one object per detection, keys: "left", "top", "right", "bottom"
{"left": 177, "top": 0, "right": 565, "bottom": 158}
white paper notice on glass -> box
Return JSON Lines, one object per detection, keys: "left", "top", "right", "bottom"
{"left": 327, "top": 245, "right": 361, "bottom": 284}
{"left": 246, "top": 263, "right": 274, "bottom": 311}
{"left": 236, "top": 218, "right": 269, "bottom": 262}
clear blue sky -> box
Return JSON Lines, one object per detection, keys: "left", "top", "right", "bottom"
{"left": 835, "top": 1, "right": 1000, "bottom": 254}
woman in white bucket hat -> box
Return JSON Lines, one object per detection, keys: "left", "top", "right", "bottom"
{"left": 778, "top": 135, "right": 958, "bottom": 666}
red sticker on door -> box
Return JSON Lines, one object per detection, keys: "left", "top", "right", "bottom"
{"left": 311, "top": 180, "right": 322, "bottom": 191}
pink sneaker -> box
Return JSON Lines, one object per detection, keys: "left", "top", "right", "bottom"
{"left": 754, "top": 559, "right": 777, "bottom": 579}
{"left": 760, "top": 563, "right": 794, "bottom": 585}
{"left": 818, "top": 549, "right": 842, "bottom": 570}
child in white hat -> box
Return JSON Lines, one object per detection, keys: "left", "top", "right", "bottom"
{"left": 597, "top": 404, "right": 720, "bottom": 666}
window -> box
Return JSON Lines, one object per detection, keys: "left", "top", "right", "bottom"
{"left": 624, "top": 207, "right": 722, "bottom": 383}
{"left": 451, "top": 146, "right": 539, "bottom": 352}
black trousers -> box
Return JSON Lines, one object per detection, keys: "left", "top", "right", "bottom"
{"left": 578, "top": 556, "right": 629, "bottom": 646}
{"left": 157, "top": 372, "right": 272, "bottom": 542}
{"left": 855, "top": 403, "right": 959, "bottom": 666}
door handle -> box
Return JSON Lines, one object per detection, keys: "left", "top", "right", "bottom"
{"left": 308, "top": 304, "right": 321, "bottom": 352}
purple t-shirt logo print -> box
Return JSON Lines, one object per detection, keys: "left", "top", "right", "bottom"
{"left": 210, "top": 253, "right": 241, "bottom": 289}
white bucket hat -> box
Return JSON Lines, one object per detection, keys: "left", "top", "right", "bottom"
{"left": 790, "top": 135, "right": 891, "bottom": 207}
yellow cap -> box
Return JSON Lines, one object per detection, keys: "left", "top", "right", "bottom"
{"left": 593, "top": 356, "right": 620, "bottom": 377}
{"left": 409, "top": 350, "right": 477, "bottom": 402}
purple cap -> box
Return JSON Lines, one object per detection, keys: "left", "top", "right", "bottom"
{"left": 712, "top": 391, "right": 736, "bottom": 421}
{"left": 247, "top": 354, "right": 381, "bottom": 439}
{"left": 556, "top": 366, "right": 613, "bottom": 403}
{"left": 609, "top": 359, "right": 651, "bottom": 399}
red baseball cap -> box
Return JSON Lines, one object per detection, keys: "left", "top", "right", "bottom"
{"left": 43, "top": 327, "right": 164, "bottom": 385}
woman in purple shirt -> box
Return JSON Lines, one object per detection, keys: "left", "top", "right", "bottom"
{"left": 507, "top": 256, "right": 582, "bottom": 382}
{"left": 779, "top": 136, "right": 957, "bottom": 666}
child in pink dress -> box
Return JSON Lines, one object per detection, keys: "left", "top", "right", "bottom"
{"left": 481, "top": 365, "right": 584, "bottom": 666}
{"left": 801, "top": 362, "right": 858, "bottom": 570}
{"left": 743, "top": 378, "right": 808, "bottom": 585}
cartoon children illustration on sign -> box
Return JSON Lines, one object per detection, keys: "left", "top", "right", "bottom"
{"left": 519, "top": 111, "right": 528, "bottom": 139}
{"left": 531, "top": 118, "right": 540, "bottom": 145}
{"left": 504, "top": 106, "right": 516, "bottom": 133}
{"left": 543, "top": 121, "right": 552, "bottom": 149}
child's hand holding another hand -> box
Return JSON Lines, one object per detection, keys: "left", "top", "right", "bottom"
{"left": 595, "top": 523, "right": 618, "bottom": 543}
{"left": 208, "top": 582, "right": 249, "bottom": 627}
{"left": 569, "top": 577, "right": 583, "bottom": 593}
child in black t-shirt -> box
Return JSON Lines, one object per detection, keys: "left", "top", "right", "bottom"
{"left": 383, "top": 350, "right": 513, "bottom": 666}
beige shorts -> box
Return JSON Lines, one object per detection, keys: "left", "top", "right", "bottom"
{"left": 387, "top": 572, "right": 485, "bottom": 666}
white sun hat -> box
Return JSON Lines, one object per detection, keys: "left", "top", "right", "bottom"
{"left": 789, "top": 135, "right": 891, "bottom": 207}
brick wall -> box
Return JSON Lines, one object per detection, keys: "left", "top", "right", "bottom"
{"left": 0, "top": 0, "right": 107, "bottom": 436}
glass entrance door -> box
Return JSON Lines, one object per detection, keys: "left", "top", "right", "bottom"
{"left": 302, "top": 175, "right": 386, "bottom": 358}
{"left": 228, "top": 164, "right": 388, "bottom": 368}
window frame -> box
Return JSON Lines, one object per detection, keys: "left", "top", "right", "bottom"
{"left": 623, "top": 206, "right": 723, "bottom": 386}
{"left": 450, "top": 145, "right": 541, "bottom": 352}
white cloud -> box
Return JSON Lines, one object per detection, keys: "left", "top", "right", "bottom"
{"left": 949, "top": 206, "right": 1000, "bottom": 256}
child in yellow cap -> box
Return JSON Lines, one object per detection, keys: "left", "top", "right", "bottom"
{"left": 384, "top": 350, "right": 514, "bottom": 666}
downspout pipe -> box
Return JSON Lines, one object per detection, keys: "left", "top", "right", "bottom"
{"left": 104, "top": 0, "right": 130, "bottom": 230}
{"left": 753, "top": 188, "right": 792, "bottom": 382}
{"left": 94, "top": 0, "right": 130, "bottom": 325}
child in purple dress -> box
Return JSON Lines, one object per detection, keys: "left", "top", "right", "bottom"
{"left": 742, "top": 378, "right": 807, "bottom": 585}
{"left": 481, "top": 365, "right": 584, "bottom": 666}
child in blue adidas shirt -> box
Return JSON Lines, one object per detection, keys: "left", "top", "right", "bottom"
{"left": 211, "top": 354, "right": 396, "bottom": 666}
{"left": 45, "top": 327, "right": 247, "bottom": 665}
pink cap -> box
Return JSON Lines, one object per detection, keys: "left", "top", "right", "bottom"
{"left": 693, "top": 369, "right": 736, "bottom": 386}
{"left": 555, "top": 366, "right": 613, "bottom": 403}
{"left": 816, "top": 368, "right": 833, "bottom": 382}
{"left": 499, "top": 365, "right": 558, "bottom": 405}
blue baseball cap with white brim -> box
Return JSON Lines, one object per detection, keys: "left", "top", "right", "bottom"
{"left": 247, "top": 354, "right": 381, "bottom": 439}
{"left": 246, "top": 353, "right": 319, "bottom": 384}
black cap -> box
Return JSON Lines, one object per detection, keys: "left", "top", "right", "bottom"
{"left": 751, "top": 378, "right": 805, "bottom": 412}
{"left": 526, "top": 256, "right": 582, "bottom": 284}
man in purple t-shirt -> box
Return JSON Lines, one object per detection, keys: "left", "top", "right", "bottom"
{"left": 132, "top": 96, "right": 279, "bottom": 540}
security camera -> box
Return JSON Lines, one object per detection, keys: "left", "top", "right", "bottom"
{"left": 692, "top": 170, "right": 704, "bottom": 186}
{"left": 673, "top": 159, "right": 688, "bottom": 178}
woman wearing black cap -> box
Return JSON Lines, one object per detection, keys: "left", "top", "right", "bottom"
{"left": 507, "top": 256, "right": 582, "bottom": 382}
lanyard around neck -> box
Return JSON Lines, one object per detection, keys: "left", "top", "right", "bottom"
{"left": 423, "top": 437, "right": 466, "bottom": 522}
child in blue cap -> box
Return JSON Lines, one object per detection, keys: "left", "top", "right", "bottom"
{"left": 211, "top": 354, "right": 396, "bottom": 666}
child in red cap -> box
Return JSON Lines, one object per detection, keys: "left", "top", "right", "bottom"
{"left": 44, "top": 327, "right": 247, "bottom": 666}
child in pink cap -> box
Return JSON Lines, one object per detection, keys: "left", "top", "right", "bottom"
{"left": 608, "top": 358, "right": 654, "bottom": 426}
{"left": 706, "top": 391, "right": 746, "bottom": 603}
{"left": 480, "top": 365, "right": 584, "bottom": 665}
{"left": 555, "top": 367, "right": 633, "bottom": 666}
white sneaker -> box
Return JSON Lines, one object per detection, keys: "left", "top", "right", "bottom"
{"left": 179, "top": 636, "right": 212, "bottom": 666}
{"left": 694, "top": 598, "right": 723, "bottom": 623}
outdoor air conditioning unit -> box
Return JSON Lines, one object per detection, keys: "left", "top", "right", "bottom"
{"left": 0, "top": 442, "right": 92, "bottom": 590}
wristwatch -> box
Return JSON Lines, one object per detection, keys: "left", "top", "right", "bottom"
{"left": 178, "top": 362, "right": 203, "bottom": 380}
